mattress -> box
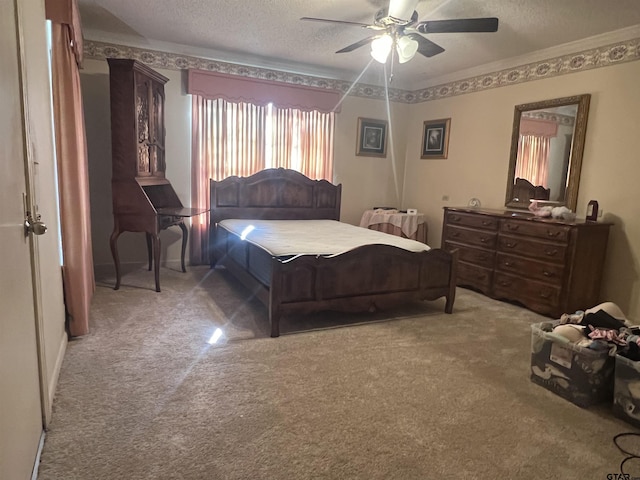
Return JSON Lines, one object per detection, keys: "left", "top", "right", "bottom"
{"left": 218, "top": 219, "right": 430, "bottom": 257}
{"left": 217, "top": 219, "right": 430, "bottom": 287}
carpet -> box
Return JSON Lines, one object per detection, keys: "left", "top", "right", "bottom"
{"left": 37, "top": 265, "right": 640, "bottom": 479}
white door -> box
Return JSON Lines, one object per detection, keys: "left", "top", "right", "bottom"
{"left": 0, "top": 0, "right": 53, "bottom": 478}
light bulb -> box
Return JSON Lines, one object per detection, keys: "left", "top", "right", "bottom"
{"left": 370, "top": 35, "right": 393, "bottom": 63}
{"left": 397, "top": 36, "right": 419, "bottom": 64}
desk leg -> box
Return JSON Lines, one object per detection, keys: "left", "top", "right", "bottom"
{"left": 145, "top": 233, "right": 153, "bottom": 271}
{"left": 109, "top": 227, "right": 122, "bottom": 290}
{"left": 152, "top": 233, "right": 161, "bottom": 292}
{"left": 179, "top": 221, "right": 188, "bottom": 273}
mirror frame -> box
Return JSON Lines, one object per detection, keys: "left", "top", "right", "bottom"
{"left": 505, "top": 94, "right": 591, "bottom": 211}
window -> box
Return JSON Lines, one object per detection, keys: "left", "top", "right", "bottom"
{"left": 189, "top": 96, "right": 335, "bottom": 264}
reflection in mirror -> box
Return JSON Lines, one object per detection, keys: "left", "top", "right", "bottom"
{"left": 505, "top": 94, "right": 590, "bottom": 211}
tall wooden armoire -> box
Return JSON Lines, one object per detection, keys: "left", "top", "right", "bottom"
{"left": 107, "top": 58, "right": 206, "bottom": 292}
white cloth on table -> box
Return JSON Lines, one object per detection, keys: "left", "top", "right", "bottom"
{"left": 359, "top": 209, "right": 424, "bottom": 239}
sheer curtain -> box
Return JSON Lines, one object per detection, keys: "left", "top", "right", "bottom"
{"left": 190, "top": 97, "right": 335, "bottom": 265}
{"left": 190, "top": 97, "right": 267, "bottom": 264}
{"left": 271, "top": 107, "right": 334, "bottom": 180}
{"left": 515, "top": 134, "right": 551, "bottom": 187}
{"left": 46, "top": 0, "right": 95, "bottom": 336}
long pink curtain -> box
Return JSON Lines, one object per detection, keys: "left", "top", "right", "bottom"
{"left": 515, "top": 134, "right": 551, "bottom": 188}
{"left": 190, "top": 97, "right": 335, "bottom": 265}
{"left": 46, "top": 0, "right": 95, "bottom": 336}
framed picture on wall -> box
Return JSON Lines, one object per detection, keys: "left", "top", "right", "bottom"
{"left": 421, "top": 118, "right": 451, "bottom": 159}
{"left": 356, "top": 117, "right": 388, "bottom": 157}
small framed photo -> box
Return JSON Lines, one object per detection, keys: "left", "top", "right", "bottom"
{"left": 356, "top": 117, "right": 388, "bottom": 157}
{"left": 421, "top": 118, "right": 451, "bottom": 159}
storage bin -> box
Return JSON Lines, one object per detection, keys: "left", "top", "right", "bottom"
{"left": 613, "top": 354, "right": 640, "bottom": 427}
{"left": 530, "top": 321, "right": 615, "bottom": 407}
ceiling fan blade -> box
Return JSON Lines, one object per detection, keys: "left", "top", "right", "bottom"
{"left": 407, "top": 33, "right": 445, "bottom": 58}
{"left": 415, "top": 17, "right": 499, "bottom": 34}
{"left": 336, "top": 36, "right": 377, "bottom": 54}
{"left": 300, "top": 17, "right": 371, "bottom": 28}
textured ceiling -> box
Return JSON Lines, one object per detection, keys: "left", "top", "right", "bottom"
{"left": 78, "top": 0, "right": 640, "bottom": 90}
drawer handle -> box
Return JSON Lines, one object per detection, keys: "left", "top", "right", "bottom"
{"left": 539, "top": 291, "right": 552, "bottom": 299}
{"left": 505, "top": 241, "right": 517, "bottom": 248}
{"left": 542, "top": 270, "right": 554, "bottom": 277}
{"left": 482, "top": 220, "right": 493, "bottom": 226}
{"left": 504, "top": 261, "right": 514, "bottom": 267}
{"left": 545, "top": 249, "right": 558, "bottom": 256}
{"left": 451, "top": 231, "right": 460, "bottom": 237}
{"left": 499, "top": 280, "right": 511, "bottom": 287}
{"left": 507, "top": 224, "right": 519, "bottom": 231}
{"left": 451, "top": 215, "right": 461, "bottom": 222}
{"left": 480, "top": 237, "right": 488, "bottom": 243}
{"left": 547, "top": 230, "right": 561, "bottom": 237}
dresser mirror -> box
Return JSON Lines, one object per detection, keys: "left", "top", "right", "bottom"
{"left": 505, "top": 94, "right": 591, "bottom": 211}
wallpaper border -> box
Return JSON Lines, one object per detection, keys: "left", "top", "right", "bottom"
{"left": 85, "top": 37, "right": 640, "bottom": 104}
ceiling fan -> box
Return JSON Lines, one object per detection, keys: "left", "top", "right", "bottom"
{"left": 301, "top": 0, "right": 498, "bottom": 65}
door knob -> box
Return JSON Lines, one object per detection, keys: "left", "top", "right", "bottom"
{"left": 24, "top": 213, "right": 47, "bottom": 236}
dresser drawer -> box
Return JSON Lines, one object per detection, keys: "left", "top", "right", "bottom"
{"left": 445, "top": 241, "right": 495, "bottom": 269}
{"left": 446, "top": 211, "right": 499, "bottom": 231}
{"left": 500, "top": 219, "right": 571, "bottom": 242}
{"left": 498, "top": 234, "right": 567, "bottom": 263}
{"left": 495, "top": 252, "right": 564, "bottom": 286}
{"left": 457, "top": 261, "right": 493, "bottom": 293}
{"left": 493, "top": 272, "right": 561, "bottom": 309}
{"left": 446, "top": 225, "right": 497, "bottom": 249}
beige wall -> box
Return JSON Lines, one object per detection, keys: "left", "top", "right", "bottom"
{"left": 82, "top": 56, "right": 640, "bottom": 318}
{"left": 334, "top": 96, "right": 411, "bottom": 225}
{"left": 403, "top": 60, "right": 640, "bottom": 318}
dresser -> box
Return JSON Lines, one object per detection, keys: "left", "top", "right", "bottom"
{"left": 108, "top": 59, "right": 206, "bottom": 292}
{"left": 441, "top": 207, "right": 611, "bottom": 317}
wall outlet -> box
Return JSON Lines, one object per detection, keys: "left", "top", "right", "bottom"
{"left": 442, "top": 195, "right": 449, "bottom": 201}
{"left": 598, "top": 208, "right": 603, "bottom": 217}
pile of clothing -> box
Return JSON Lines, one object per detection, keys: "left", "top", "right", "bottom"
{"left": 545, "top": 302, "right": 640, "bottom": 360}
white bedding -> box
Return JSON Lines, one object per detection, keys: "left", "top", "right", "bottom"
{"left": 218, "top": 219, "right": 430, "bottom": 257}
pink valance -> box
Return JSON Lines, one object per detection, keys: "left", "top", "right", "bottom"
{"left": 187, "top": 69, "right": 342, "bottom": 113}
{"left": 519, "top": 118, "right": 558, "bottom": 137}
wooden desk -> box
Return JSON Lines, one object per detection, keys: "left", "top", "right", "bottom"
{"left": 107, "top": 59, "right": 209, "bottom": 292}
{"left": 359, "top": 210, "right": 428, "bottom": 244}
{"left": 110, "top": 201, "right": 208, "bottom": 293}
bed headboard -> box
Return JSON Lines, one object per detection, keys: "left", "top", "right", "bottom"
{"left": 514, "top": 177, "right": 550, "bottom": 201}
{"left": 210, "top": 168, "right": 342, "bottom": 225}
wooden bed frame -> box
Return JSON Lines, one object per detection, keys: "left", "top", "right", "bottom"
{"left": 209, "top": 168, "right": 457, "bottom": 337}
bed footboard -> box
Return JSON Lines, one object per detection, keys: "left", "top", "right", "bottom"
{"left": 268, "top": 245, "right": 457, "bottom": 337}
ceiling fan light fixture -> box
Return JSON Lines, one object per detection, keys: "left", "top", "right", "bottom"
{"left": 370, "top": 34, "right": 393, "bottom": 63}
{"left": 396, "top": 36, "right": 419, "bottom": 63}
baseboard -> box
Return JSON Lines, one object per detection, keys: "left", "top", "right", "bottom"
{"left": 30, "top": 431, "right": 45, "bottom": 480}
{"left": 94, "top": 260, "right": 187, "bottom": 281}
{"left": 44, "top": 329, "right": 67, "bottom": 427}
